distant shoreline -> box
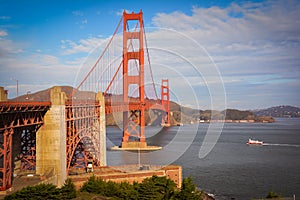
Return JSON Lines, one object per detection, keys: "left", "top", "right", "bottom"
{"left": 198, "top": 119, "right": 274, "bottom": 123}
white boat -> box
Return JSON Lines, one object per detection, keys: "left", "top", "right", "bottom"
{"left": 161, "top": 123, "right": 171, "bottom": 127}
{"left": 247, "top": 138, "right": 263, "bottom": 145}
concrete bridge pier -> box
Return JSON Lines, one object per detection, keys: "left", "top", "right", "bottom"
{"left": 35, "top": 87, "right": 107, "bottom": 187}
{"left": 0, "top": 87, "right": 8, "bottom": 102}
{"left": 36, "top": 87, "right": 67, "bottom": 187}
{"left": 97, "top": 92, "right": 106, "bottom": 166}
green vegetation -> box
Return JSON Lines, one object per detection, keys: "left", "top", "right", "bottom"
{"left": 4, "top": 176, "right": 204, "bottom": 200}
{"left": 80, "top": 175, "right": 203, "bottom": 199}
{"left": 80, "top": 175, "right": 139, "bottom": 199}
{"left": 266, "top": 191, "right": 282, "bottom": 198}
{"left": 174, "top": 177, "right": 203, "bottom": 200}
{"left": 223, "top": 109, "right": 254, "bottom": 120}
{"left": 4, "top": 178, "right": 77, "bottom": 200}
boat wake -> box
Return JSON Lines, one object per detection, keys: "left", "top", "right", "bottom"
{"left": 262, "top": 143, "right": 300, "bottom": 148}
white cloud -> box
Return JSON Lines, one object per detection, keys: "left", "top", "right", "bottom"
{"left": 3, "top": 1, "right": 299, "bottom": 109}
{"left": 61, "top": 36, "right": 109, "bottom": 55}
{"left": 0, "top": 37, "right": 23, "bottom": 56}
{"left": 59, "top": 1, "right": 300, "bottom": 108}
{"left": 0, "top": 30, "right": 8, "bottom": 37}
{"left": 0, "top": 51, "right": 78, "bottom": 98}
{"left": 153, "top": 1, "right": 300, "bottom": 45}
{"left": 72, "top": 10, "right": 83, "bottom": 17}
{"left": 0, "top": 34, "right": 78, "bottom": 97}
{"left": 149, "top": 1, "right": 300, "bottom": 109}
{"left": 116, "top": 9, "right": 132, "bottom": 16}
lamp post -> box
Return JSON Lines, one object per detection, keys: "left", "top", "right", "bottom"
{"left": 26, "top": 91, "right": 31, "bottom": 100}
{"left": 11, "top": 78, "right": 18, "bottom": 101}
{"left": 16, "top": 79, "right": 18, "bottom": 100}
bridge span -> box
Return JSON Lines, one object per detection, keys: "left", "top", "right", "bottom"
{"left": 0, "top": 10, "right": 173, "bottom": 192}
{"left": 0, "top": 86, "right": 106, "bottom": 191}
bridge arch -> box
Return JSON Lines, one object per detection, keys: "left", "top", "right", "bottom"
{"left": 66, "top": 126, "right": 101, "bottom": 171}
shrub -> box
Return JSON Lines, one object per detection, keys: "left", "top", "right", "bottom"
{"left": 4, "top": 184, "right": 60, "bottom": 200}
{"left": 174, "top": 177, "right": 203, "bottom": 200}
{"left": 4, "top": 179, "right": 77, "bottom": 200}
{"left": 60, "top": 178, "right": 77, "bottom": 199}
{"left": 266, "top": 191, "right": 281, "bottom": 198}
{"left": 80, "top": 175, "right": 106, "bottom": 195}
{"left": 138, "top": 175, "right": 176, "bottom": 200}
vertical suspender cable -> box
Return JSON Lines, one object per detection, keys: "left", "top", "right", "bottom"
{"left": 72, "top": 16, "right": 123, "bottom": 97}
{"left": 143, "top": 21, "right": 159, "bottom": 100}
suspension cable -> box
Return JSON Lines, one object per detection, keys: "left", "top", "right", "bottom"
{"left": 104, "top": 60, "right": 122, "bottom": 96}
{"left": 143, "top": 21, "right": 159, "bottom": 99}
{"left": 104, "top": 21, "right": 139, "bottom": 96}
{"left": 72, "top": 16, "right": 123, "bottom": 97}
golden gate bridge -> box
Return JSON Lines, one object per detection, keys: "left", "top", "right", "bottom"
{"left": 0, "top": 10, "right": 171, "bottom": 191}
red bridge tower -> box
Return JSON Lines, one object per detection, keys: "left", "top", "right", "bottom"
{"left": 161, "top": 79, "right": 170, "bottom": 126}
{"left": 122, "top": 11, "right": 146, "bottom": 148}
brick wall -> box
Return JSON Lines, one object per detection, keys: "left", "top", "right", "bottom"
{"left": 69, "top": 165, "right": 182, "bottom": 190}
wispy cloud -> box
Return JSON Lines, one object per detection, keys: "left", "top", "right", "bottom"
{"left": 0, "top": 16, "right": 10, "bottom": 20}
{"left": 54, "top": 1, "right": 300, "bottom": 108}
{"left": 0, "top": 30, "right": 8, "bottom": 37}
{"left": 0, "top": 51, "right": 78, "bottom": 98}
{"left": 149, "top": 1, "right": 300, "bottom": 108}
{"left": 0, "top": 36, "right": 23, "bottom": 56}
{"left": 116, "top": 9, "right": 132, "bottom": 16}
{"left": 60, "top": 36, "right": 109, "bottom": 55}
{"left": 1, "top": 1, "right": 299, "bottom": 108}
{"left": 72, "top": 10, "right": 84, "bottom": 17}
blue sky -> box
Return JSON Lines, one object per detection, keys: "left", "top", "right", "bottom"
{"left": 0, "top": 0, "right": 300, "bottom": 110}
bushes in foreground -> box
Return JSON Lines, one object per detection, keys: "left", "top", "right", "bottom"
{"left": 4, "top": 178, "right": 76, "bottom": 200}
{"left": 80, "top": 175, "right": 203, "bottom": 200}
{"left": 266, "top": 191, "right": 282, "bottom": 198}
{"left": 4, "top": 176, "right": 203, "bottom": 200}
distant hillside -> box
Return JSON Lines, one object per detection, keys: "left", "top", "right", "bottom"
{"left": 253, "top": 105, "right": 300, "bottom": 118}
{"left": 8, "top": 86, "right": 275, "bottom": 124}
{"left": 9, "top": 86, "right": 75, "bottom": 102}
{"left": 170, "top": 106, "right": 275, "bottom": 124}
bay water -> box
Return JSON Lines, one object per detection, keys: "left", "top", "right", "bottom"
{"left": 106, "top": 118, "right": 300, "bottom": 199}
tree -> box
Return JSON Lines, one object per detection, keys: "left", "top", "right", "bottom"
{"left": 174, "top": 177, "right": 202, "bottom": 200}
{"left": 80, "top": 175, "right": 106, "bottom": 195}
{"left": 60, "top": 178, "right": 77, "bottom": 199}
{"left": 4, "top": 184, "right": 60, "bottom": 200}
{"left": 79, "top": 175, "right": 202, "bottom": 200}
{"left": 138, "top": 176, "right": 176, "bottom": 200}
{"left": 266, "top": 191, "right": 281, "bottom": 198}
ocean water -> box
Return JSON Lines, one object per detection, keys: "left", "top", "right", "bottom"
{"left": 106, "top": 118, "right": 300, "bottom": 199}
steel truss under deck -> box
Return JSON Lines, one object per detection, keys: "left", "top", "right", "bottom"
{"left": 0, "top": 102, "right": 50, "bottom": 191}
{"left": 65, "top": 101, "right": 102, "bottom": 171}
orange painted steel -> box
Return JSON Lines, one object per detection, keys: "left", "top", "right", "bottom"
{"left": 0, "top": 101, "right": 50, "bottom": 191}
{"left": 0, "top": 101, "right": 51, "bottom": 114}
{"left": 122, "top": 10, "right": 146, "bottom": 144}
{"left": 72, "top": 16, "right": 123, "bottom": 98}
{"left": 65, "top": 101, "right": 101, "bottom": 171}
{"left": 161, "top": 79, "right": 170, "bottom": 125}
{"left": 104, "top": 100, "right": 162, "bottom": 114}
{"left": 0, "top": 10, "right": 173, "bottom": 191}
{"left": 19, "top": 126, "right": 41, "bottom": 171}
{"left": 0, "top": 129, "right": 13, "bottom": 191}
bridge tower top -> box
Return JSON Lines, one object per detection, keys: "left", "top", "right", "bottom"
{"left": 122, "top": 10, "right": 144, "bottom": 103}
